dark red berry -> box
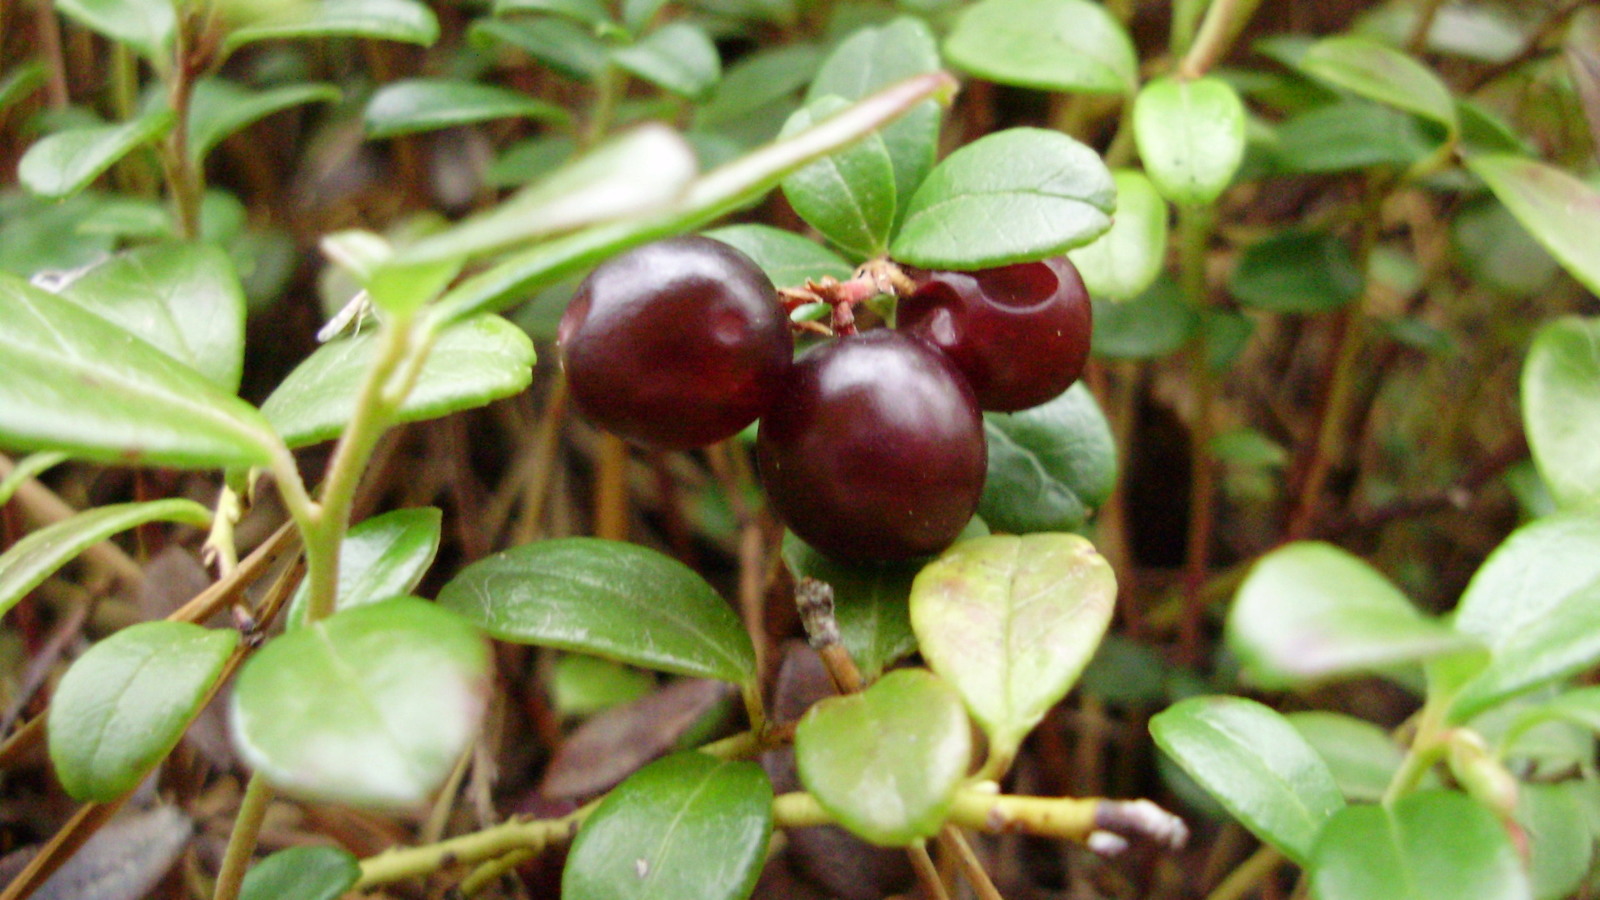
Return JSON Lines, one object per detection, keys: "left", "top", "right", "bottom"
{"left": 896, "top": 256, "right": 1091, "bottom": 412}
{"left": 558, "top": 236, "right": 791, "bottom": 449}
{"left": 757, "top": 330, "right": 986, "bottom": 563}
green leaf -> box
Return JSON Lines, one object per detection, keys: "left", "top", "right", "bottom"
{"left": 19, "top": 110, "right": 176, "bottom": 199}
{"left": 240, "top": 847, "right": 360, "bottom": 900}
{"left": 943, "top": 0, "right": 1136, "bottom": 95}
{"left": 550, "top": 654, "right": 655, "bottom": 716}
{"left": 1286, "top": 711, "right": 1406, "bottom": 803}
{"left": 0, "top": 62, "right": 46, "bottom": 114}
{"left": 287, "top": 507, "right": 442, "bottom": 627}
{"left": 1297, "top": 36, "right": 1458, "bottom": 136}
{"left": 188, "top": 79, "right": 340, "bottom": 164}
{"left": 437, "top": 538, "right": 756, "bottom": 684}
{"left": 0, "top": 452, "right": 67, "bottom": 509}
{"left": 50, "top": 621, "right": 236, "bottom": 801}
{"left": 795, "top": 669, "right": 971, "bottom": 846}
{"left": 1091, "top": 279, "right": 1197, "bottom": 358}
{"left": 1227, "top": 542, "right": 1479, "bottom": 689}
{"left": 363, "top": 78, "right": 570, "bottom": 138}
{"left": 1449, "top": 515, "right": 1600, "bottom": 721}
{"left": 261, "top": 314, "right": 535, "bottom": 448}
{"left": 1270, "top": 101, "right": 1438, "bottom": 174}
{"left": 781, "top": 533, "right": 917, "bottom": 681}
{"left": 469, "top": 17, "right": 607, "bottom": 81}
{"left": 1522, "top": 317, "right": 1600, "bottom": 512}
{"left": 807, "top": 17, "right": 941, "bottom": 213}
{"left": 1150, "top": 695, "right": 1345, "bottom": 865}
{"left": 58, "top": 242, "right": 247, "bottom": 392}
{"left": 55, "top": 0, "right": 175, "bottom": 67}
{"left": 1229, "top": 231, "right": 1363, "bottom": 314}
{"left": 891, "top": 128, "right": 1114, "bottom": 269}
{"left": 0, "top": 276, "right": 277, "bottom": 468}
{"left": 494, "top": 0, "right": 610, "bottom": 24}
{"left": 702, "top": 224, "right": 852, "bottom": 288}
{"left": 1311, "top": 791, "right": 1529, "bottom": 900}
{"left": 1068, "top": 169, "right": 1167, "bottom": 301}
{"left": 1453, "top": 199, "right": 1559, "bottom": 299}
{"left": 563, "top": 753, "right": 772, "bottom": 900}
{"left": 231, "top": 598, "right": 491, "bottom": 808}
{"left": 779, "top": 96, "right": 897, "bottom": 258}
{"left": 695, "top": 44, "right": 821, "bottom": 129}
{"left": 1468, "top": 156, "right": 1600, "bottom": 297}
{"left": 1520, "top": 782, "right": 1593, "bottom": 900}
{"left": 224, "top": 0, "right": 439, "bottom": 54}
{"left": 405, "top": 124, "right": 695, "bottom": 264}
{"left": 434, "top": 70, "right": 956, "bottom": 323}
{"left": 611, "top": 22, "right": 721, "bottom": 99}
{"left": 978, "top": 384, "right": 1116, "bottom": 535}
{"left": 911, "top": 533, "right": 1115, "bottom": 764}
{"left": 1133, "top": 75, "right": 1246, "bottom": 207}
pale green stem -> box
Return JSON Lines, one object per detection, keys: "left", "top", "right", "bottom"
{"left": 211, "top": 773, "right": 274, "bottom": 900}
{"left": 1179, "top": 0, "right": 1264, "bottom": 79}
{"left": 1205, "top": 845, "right": 1283, "bottom": 900}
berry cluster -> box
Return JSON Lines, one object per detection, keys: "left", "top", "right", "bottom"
{"left": 557, "top": 236, "right": 1093, "bottom": 563}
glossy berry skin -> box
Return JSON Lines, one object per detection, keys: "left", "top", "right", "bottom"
{"left": 558, "top": 236, "right": 791, "bottom": 450}
{"left": 757, "top": 330, "right": 986, "bottom": 563}
{"left": 896, "top": 256, "right": 1092, "bottom": 412}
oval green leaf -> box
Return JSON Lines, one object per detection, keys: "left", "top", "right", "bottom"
{"left": 0, "top": 499, "right": 211, "bottom": 619}
{"left": 19, "top": 110, "right": 176, "bottom": 200}
{"left": 781, "top": 532, "right": 917, "bottom": 681}
{"left": 943, "top": 0, "right": 1136, "bottom": 95}
{"left": 1133, "top": 75, "right": 1246, "bottom": 207}
{"left": 261, "top": 314, "right": 534, "bottom": 448}
{"left": 49, "top": 621, "right": 237, "bottom": 801}
{"left": 891, "top": 128, "right": 1114, "bottom": 269}
{"left": 779, "top": 95, "right": 897, "bottom": 258}
{"left": 188, "top": 79, "right": 341, "bottom": 164}
{"left": 695, "top": 44, "right": 821, "bottom": 129}
{"left": 795, "top": 668, "right": 971, "bottom": 846}
{"left": 1227, "top": 542, "right": 1479, "bottom": 689}
{"left": 1297, "top": 36, "right": 1458, "bottom": 136}
{"left": 911, "top": 533, "right": 1115, "bottom": 764}
{"left": 55, "top": 0, "right": 175, "bottom": 68}
{"left": 563, "top": 752, "right": 772, "bottom": 900}
{"left": 1091, "top": 279, "right": 1197, "bottom": 358}
{"left": 240, "top": 846, "right": 360, "bottom": 900}
{"left": 1469, "top": 156, "right": 1600, "bottom": 298}
{"left": 1522, "top": 317, "right": 1600, "bottom": 512}
{"left": 702, "top": 224, "right": 851, "bottom": 288}
{"left": 806, "top": 17, "right": 940, "bottom": 211}
{"left": 1269, "top": 101, "right": 1437, "bottom": 175}
{"left": 224, "top": 0, "right": 439, "bottom": 54}
{"left": 364, "top": 78, "right": 571, "bottom": 138}
{"left": 611, "top": 22, "right": 721, "bottom": 99}
{"left": 1520, "top": 782, "right": 1592, "bottom": 900}
{"left": 230, "top": 598, "right": 491, "bottom": 809}
{"left": 1068, "top": 169, "right": 1167, "bottom": 301}
{"left": 1286, "top": 712, "right": 1407, "bottom": 803}
{"left": 469, "top": 17, "right": 607, "bottom": 81}
{"left": 59, "top": 241, "right": 247, "bottom": 392}
{"left": 1150, "top": 695, "right": 1345, "bottom": 865}
{"left": 979, "top": 383, "right": 1116, "bottom": 535}
{"left": 287, "top": 507, "right": 442, "bottom": 627}
{"left": 1229, "top": 231, "right": 1364, "bottom": 314}
{"left": 1311, "top": 790, "right": 1529, "bottom": 900}
{"left": 437, "top": 537, "right": 756, "bottom": 684}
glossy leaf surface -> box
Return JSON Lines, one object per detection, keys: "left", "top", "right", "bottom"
{"left": 891, "top": 128, "right": 1114, "bottom": 269}
{"left": 19, "top": 111, "right": 176, "bottom": 200}
{"left": 782, "top": 533, "right": 917, "bottom": 681}
{"left": 438, "top": 538, "right": 756, "bottom": 684}
{"left": 1298, "top": 36, "right": 1458, "bottom": 135}
{"left": 188, "top": 79, "right": 340, "bottom": 163}
{"left": 239, "top": 847, "right": 360, "bottom": 900}
{"left": 943, "top": 0, "right": 1136, "bottom": 95}
{"left": 1469, "top": 156, "right": 1600, "bottom": 297}
{"left": 779, "top": 96, "right": 897, "bottom": 258}
{"left": 702, "top": 224, "right": 852, "bottom": 287}
{"left": 50, "top": 621, "right": 236, "bottom": 801}
{"left": 1151, "top": 695, "right": 1344, "bottom": 865}
{"left": 55, "top": 0, "right": 175, "bottom": 67}
{"left": 225, "top": 0, "right": 439, "bottom": 53}
{"left": 0, "top": 498, "right": 211, "bottom": 618}
{"left": 1286, "top": 712, "right": 1406, "bottom": 803}
{"left": 1227, "top": 542, "right": 1478, "bottom": 688}
{"left": 1068, "top": 169, "right": 1167, "bottom": 301}
{"left": 261, "top": 314, "right": 534, "bottom": 447}
{"left": 611, "top": 22, "right": 721, "bottom": 98}
{"left": 563, "top": 753, "right": 772, "bottom": 900}
{"left": 795, "top": 669, "right": 971, "bottom": 846}
{"left": 979, "top": 384, "right": 1116, "bottom": 534}
{"left": 231, "top": 598, "right": 490, "bottom": 808}
{"left": 1133, "top": 76, "right": 1245, "bottom": 207}
{"left": 1311, "top": 791, "right": 1529, "bottom": 900}
{"left": 1522, "top": 317, "right": 1600, "bottom": 513}
{"left": 911, "top": 533, "right": 1114, "bottom": 761}
{"left": 1229, "top": 231, "right": 1363, "bottom": 314}
{"left": 469, "top": 17, "right": 606, "bottom": 81}
{"left": 364, "top": 78, "right": 568, "bottom": 138}
{"left": 59, "top": 242, "right": 247, "bottom": 391}
{"left": 287, "top": 507, "right": 442, "bottom": 626}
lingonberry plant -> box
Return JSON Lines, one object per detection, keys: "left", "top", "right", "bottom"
{"left": 1, "top": 0, "right": 1599, "bottom": 899}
